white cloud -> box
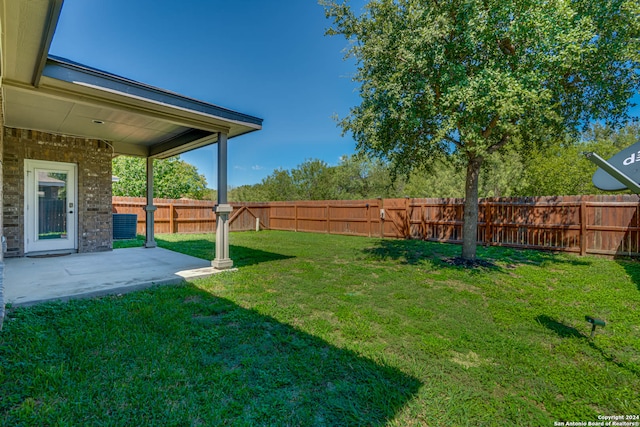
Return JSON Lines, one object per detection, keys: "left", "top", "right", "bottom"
{"left": 251, "top": 165, "right": 265, "bottom": 171}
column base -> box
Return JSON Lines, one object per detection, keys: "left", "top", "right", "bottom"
{"left": 144, "top": 205, "right": 157, "bottom": 249}
{"left": 212, "top": 258, "right": 234, "bottom": 270}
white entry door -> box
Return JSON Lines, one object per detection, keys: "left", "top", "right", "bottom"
{"left": 24, "top": 160, "right": 78, "bottom": 254}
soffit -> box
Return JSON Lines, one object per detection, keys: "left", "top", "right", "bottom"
{"left": 2, "top": 84, "right": 189, "bottom": 152}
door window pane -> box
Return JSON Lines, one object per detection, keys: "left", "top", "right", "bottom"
{"left": 38, "top": 171, "right": 68, "bottom": 240}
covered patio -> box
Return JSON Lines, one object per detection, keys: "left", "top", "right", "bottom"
{"left": 3, "top": 247, "right": 230, "bottom": 307}
{"left": 1, "top": 0, "right": 262, "bottom": 264}
{"left": 0, "top": 0, "right": 263, "bottom": 323}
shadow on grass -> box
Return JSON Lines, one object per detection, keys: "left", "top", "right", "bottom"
{"left": 500, "top": 247, "right": 593, "bottom": 267}
{"left": 129, "top": 236, "right": 296, "bottom": 268}
{"left": 535, "top": 314, "right": 640, "bottom": 378}
{"left": 535, "top": 315, "right": 585, "bottom": 339}
{"left": 613, "top": 256, "right": 640, "bottom": 292}
{"left": 0, "top": 285, "right": 421, "bottom": 425}
{"left": 362, "top": 238, "right": 593, "bottom": 270}
{"left": 362, "top": 239, "right": 462, "bottom": 266}
{"left": 231, "top": 245, "right": 296, "bottom": 267}
{"left": 362, "top": 239, "right": 504, "bottom": 272}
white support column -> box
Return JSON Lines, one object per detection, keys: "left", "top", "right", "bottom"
{"left": 144, "top": 157, "right": 157, "bottom": 248}
{"left": 212, "top": 131, "right": 233, "bottom": 269}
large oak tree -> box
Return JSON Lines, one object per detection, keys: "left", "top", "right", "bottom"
{"left": 323, "top": 0, "right": 639, "bottom": 260}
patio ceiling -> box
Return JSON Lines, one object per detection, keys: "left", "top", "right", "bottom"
{"left": 0, "top": 0, "right": 262, "bottom": 159}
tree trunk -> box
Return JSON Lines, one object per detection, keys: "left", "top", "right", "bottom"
{"left": 462, "top": 156, "right": 483, "bottom": 260}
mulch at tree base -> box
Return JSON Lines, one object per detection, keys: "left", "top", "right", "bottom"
{"left": 443, "top": 257, "right": 497, "bottom": 269}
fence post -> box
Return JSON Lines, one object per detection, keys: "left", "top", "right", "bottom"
{"left": 421, "top": 201, "right": 428, "bottom": 240}
{"left": 380, "top": 198, "right": 384, "bottom": 238}
{"left": 580, "top": 199, "right": 587, "bottom": 256}
{"left": 405, "top": 197, "right": 411, "bottom": 238}
{"left": 169, "top": 203, "right": 175, "bottom": 234}
{"left": 111, "top": 195, "right": 635, "bottom": 257}
{"left": 367, "top": 200, "right": 372, "bottom": 238}
{"left": 485, "top": 200, "right": 492, "bottom": 246}
{"left": 326, "top": 202, "right": 330, "bottom": 233}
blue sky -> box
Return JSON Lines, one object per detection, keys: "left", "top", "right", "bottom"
{"left": 50, "top": 0, "right": 638, "bottom": 189}
{"left": 50, "top": 0, "right": 366, "bottom": 188}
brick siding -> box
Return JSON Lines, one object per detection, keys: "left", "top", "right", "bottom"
{"left": 2, "top": 127, "right": 113, "bottom": 257}
{"left": 0, "top": 92, "right": 4, "bottom": 328}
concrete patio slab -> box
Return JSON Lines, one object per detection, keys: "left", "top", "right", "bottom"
{"left": 3, "top": 247, "right": 232, "bottom": 307}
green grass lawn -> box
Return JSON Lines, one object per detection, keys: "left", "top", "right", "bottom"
{"left": 2, "top": 231, "right": 639, "bottom": 426}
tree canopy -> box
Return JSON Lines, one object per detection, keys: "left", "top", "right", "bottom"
{"left": 323, "top": 0, "right": 639, "bottom": 260}
{"left": 112, "top": 156, "right": 210, "bottom": 200}
{"left": 228, "top": 124, "right": 640, "bottom": 202}
{"left": 229, "top": 156, "right": 397, "bottom": 202}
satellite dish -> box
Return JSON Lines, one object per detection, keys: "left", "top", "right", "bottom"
{"left": 590, "top": 141, "right": 640, "bottom": 191}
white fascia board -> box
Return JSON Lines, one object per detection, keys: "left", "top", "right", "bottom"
{"left": 43, "top": 56, "right": 263, "bottom": 131}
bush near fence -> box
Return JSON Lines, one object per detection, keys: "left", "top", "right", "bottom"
{"left": 112, "top": 195, "right": 640, "bottom": 257}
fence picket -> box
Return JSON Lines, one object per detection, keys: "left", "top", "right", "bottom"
{"left": 112, "top": 195, "right": 640, "bottom": 257}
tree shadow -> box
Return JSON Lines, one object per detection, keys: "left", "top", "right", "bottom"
{"left": 361, "top": 238, "right": 465, "bottom": 267}
{"left": 1, "top": 286, "right": 422, "bottom": 425}
{"left": 362, "top": 238, "right": 591, "bottom": 270}
{"left": 499, "top": 246, "right": 592, "bottom": 267}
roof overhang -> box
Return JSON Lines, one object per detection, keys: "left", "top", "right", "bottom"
{"left": 0, "top": 0, "right": 262, "bottom": 159}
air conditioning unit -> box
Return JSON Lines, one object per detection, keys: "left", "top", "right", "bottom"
{"left": 112, "top": 214, "right": 137, "bottom": 240}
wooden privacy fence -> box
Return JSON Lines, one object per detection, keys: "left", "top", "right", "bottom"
{"left": 112, "top": 195, "right": 640, "bottom": 257}
{"left": 112, "top": 197, "right": 270, "bottom": 234}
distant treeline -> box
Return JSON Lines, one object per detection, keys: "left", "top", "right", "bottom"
{"left": 228, "top": 124, "right": 640, "bottom": 202}
{"left": 111, "top": 124, "right": 639, "bottom": 202}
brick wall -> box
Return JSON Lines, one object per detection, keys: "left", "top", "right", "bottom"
{"left": 0, "top": 90, "right": 4, "bottom": 329}
{"left": 0, "top": 92, "right": 4, "bottom": 261}
{"left": 2, "top": 127, "right": 113, "bottom": 256}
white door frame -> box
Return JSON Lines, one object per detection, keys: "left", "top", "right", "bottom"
{"left": 24, "top": 159, "right": 78, "bottom": 254}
